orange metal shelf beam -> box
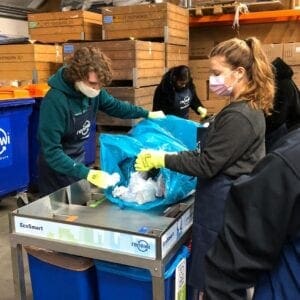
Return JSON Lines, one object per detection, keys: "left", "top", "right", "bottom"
{"left": 189, "top": 9, "right": 300, "bottom": 27}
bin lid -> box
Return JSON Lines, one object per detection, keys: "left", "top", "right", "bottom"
{"left": 0, "top": 98, "right": 35, "bottom": 108}
{"left": 24, "top": 246, "right": 94, "bottom": 271}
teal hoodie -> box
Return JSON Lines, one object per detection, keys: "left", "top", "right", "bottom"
{"left": 38, "top": 67, "right": 149, "bottom": 180}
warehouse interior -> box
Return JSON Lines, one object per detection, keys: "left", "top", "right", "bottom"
{"left": 0, "top": 0, "right": 299, "bottom": 299}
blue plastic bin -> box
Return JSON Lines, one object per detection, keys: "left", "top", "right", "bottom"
{"left": 94, "top": 246, "right": 190, "bottom": 300}
{"left": 0, "top": 99, "right": 34, "bottom": 197}
{"left": 26, "top": 247, "right": 98, "bottom": 300}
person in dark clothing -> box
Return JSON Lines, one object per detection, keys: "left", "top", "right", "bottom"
{"left": 38, "top": 46, "right": 164, "bottom": 196}
{"left": 152, "top": 65, "right": 207, "bottom": 120}
{"left": 265, "top": 57, "right": 300, "bottom": 152}
{"left": 135, "top": 37, "right": 275, "bottom": 299}
{"left": 204, "top": 126, "right": 300, "bottom": 300}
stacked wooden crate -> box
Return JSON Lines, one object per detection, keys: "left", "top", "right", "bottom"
{"left": 97, "top": 2, "right": 190, "bottom": 127}
{"left": 102, "top": 2, "right": 189, "bottom": 70}
{"left": 63, "top": 40, "right": 165, "bottom": 127}
{"left": 28, "top": 10, "right": 102, "bottom": 43}
{"left": 0, "top": 44, "right": 62, "bottom": 86}
{"left": 0, "top": 10, "right": 103, "bottom": 86}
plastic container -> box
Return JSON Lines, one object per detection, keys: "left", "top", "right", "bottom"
{"left": 26, "top": 247, "right": 98, "bottom": 300}
{"left": 0, "top": 98, "right": 34, "bottom": 197}
{"left": 94, "top": 246, "right": 190, "bottom": 300}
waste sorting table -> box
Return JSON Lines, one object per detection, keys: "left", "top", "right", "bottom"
{"left": 9, "top": 180, "right": 194, "bottom": 300}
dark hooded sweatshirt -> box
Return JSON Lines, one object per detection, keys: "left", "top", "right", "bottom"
{"left": 266, "top": 57, "right": 300, "bottom": 133}
{"left": 38, "top": 67, "right": 148, "bottom": 180}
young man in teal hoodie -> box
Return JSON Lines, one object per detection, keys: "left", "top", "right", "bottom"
{"left": 38, "top": 46, "right": 164, "bottom": 196}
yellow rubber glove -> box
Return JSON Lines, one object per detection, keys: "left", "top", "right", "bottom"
{"left": 197, "top": 106, "right": 208, "bottom": 119}
{"left": 135, "top": 149, "right": 166, "bottom": 172}
{"left": 87, "top": 170, "right": 120, "bottom": 189}
{"left": 148, "top": 110, "right": 166, "bottom": 119}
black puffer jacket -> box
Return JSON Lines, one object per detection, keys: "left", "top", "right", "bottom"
{"left": 152, "top": 68, "right": 203, "bottom": 118}
{"left": 266, "top": 57, "right": 300, "bottom": 133}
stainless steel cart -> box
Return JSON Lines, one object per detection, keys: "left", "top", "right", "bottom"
{"left": 9, "top": 180, "right": 194, "bottom": 300}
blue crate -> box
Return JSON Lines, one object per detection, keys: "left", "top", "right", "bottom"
{"left": 94, "top": 246, "right": 190, "bottom": 300}
{"left": 0, "top": 99, "right": 34, "bottom": 197}
{"left": 27, "top": 251, "right": 98, "bottom": 300}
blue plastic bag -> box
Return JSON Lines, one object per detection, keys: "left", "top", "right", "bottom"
{"left": 100, "top": 116, "right": 200, "bottom": 210}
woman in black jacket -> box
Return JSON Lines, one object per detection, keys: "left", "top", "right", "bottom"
{"left": 136, "top": 37, "right": 275, "bottom": 299}
{"left": 152, "top": 65, "right": 207, "bottom": 119}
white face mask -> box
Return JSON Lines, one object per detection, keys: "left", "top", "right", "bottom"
{"left": 75, "top": 81, "right": 100, "bottom": 98}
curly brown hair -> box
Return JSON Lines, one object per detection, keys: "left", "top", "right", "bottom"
{"left": 210, "top": 37, "right": 275, "bottom": 115}
{"left": 64, "top": 46, "right": 113, "bottom": 87}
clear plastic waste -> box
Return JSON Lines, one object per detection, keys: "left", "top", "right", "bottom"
{"left": 112, "top": 172, "right": 165, "bottom": 205}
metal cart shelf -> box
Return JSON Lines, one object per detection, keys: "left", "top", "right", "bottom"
{"left": 9, "top": 180, "right": 194, "bottom": 300}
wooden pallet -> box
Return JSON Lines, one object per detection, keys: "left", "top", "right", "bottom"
{"left": 190, "top": 0, "right": 283, "bottom": 16}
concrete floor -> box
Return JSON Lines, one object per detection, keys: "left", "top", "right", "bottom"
{"left": 0, "top": 196, "right": 33, "bottom": 300}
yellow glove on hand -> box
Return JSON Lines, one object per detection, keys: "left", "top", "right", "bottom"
{"left": 135, "top": 149, "right": 165, "bottom": 172}
{"left": 197, "top": 106, "right": 208, "bottom": 119}
{"left": 148, "top": 110, "right": 166, "bottom": 119}
{"left": 87, "top": 170, "right": 120, "bottom": 189}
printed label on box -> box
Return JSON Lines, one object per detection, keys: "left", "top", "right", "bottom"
{"left": 63, "top": 44, "right": 74, "bottom": 54}
{"left": 103, "top": 16, "right": 113, "bottom": 24}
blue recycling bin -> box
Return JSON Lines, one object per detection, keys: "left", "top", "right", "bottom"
{"left": 0, "top": 98, "right": 34, "bottom": 197}
{"left": 28, "top": 98, "right": 96, "bottom": 189}
{"left": 94, "top": 246, "right": 190, "bottom": 300}
{"left": 26, "top": 248, "right": 98, "bottom": 300}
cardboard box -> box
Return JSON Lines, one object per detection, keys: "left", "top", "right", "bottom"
{"left": 0, "top": 44, "right": 62, "bottom": 83}
{"left": 102, "top": 3, "right": 189, "bottom": 45}
{"left": 165, "top": 44, "right": 189, "bottom": 69}
{"left": 189, "top": 21, "right": 300, "bottom": 60}
{"left": 262, "top": 43, "right": 283, "bottom": 62}
{"left": 283, "top": 43, "right": 300, "bottom": 66}
{"left": 96, "top": 86, "right": 156, "bottom": 126}
{"left": 63, "top": 40, "right": 165, "bottom": 88}
{"left": 28, "top": 10, "right": 102, "bottom": 43}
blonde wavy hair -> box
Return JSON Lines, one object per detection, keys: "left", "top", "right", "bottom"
{"left": 209, "top": 37, "right": 275, "bottom": 115}
{"left": 64, "top": 46, "right": 113, "bottom": 87}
